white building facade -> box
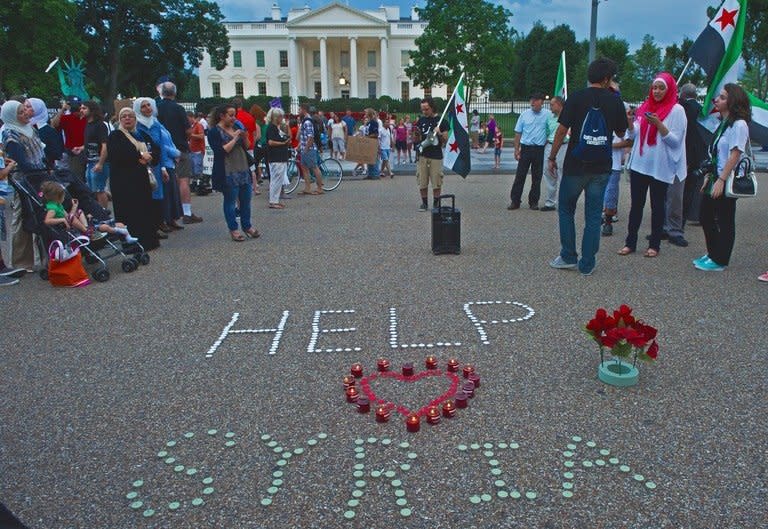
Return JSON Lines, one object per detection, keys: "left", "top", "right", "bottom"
{"left": 198, "top": 1, "right": 447, "bottom": 101}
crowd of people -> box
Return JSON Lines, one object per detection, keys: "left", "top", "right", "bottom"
{"left": 0, "top": 60, "right": 764, "bottom": 286}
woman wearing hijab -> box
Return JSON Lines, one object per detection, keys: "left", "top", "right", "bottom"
{"left": 107, "top": 107, "right": 160, "bottom": 251}
{"left": 1, "top": 99, "right": 48, "bottom": 271}
{"left": 207, "top": 104, "right": 259, "bottom": 241}
{"left": 134, "top": 97, "right": 179, "bottom": 239}
{"left": 618, "top": 72, "right": 687, "bottom": 258}
{"left": 27, "top": 98, "right": 65, "bottom": 169}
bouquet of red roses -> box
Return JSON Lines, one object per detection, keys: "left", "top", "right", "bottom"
{"left": 585, "top": 304, "right": 659, "bottom": 369}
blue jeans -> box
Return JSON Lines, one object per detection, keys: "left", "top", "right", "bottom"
{"left": 222, "top": 183, "right": 252, "bottom": 231}
{"left": 367, "top": 153, "right": 381, "bottom": 178}
{"left": 558, "top": 172, "right": 610, "bottom": 274}
{"left": 603, "top": 169, "right": 621, "bottom": 211}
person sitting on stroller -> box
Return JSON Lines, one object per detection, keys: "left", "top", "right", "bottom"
{"left": 41, "top": 181, "right": 137, "bottom": 243}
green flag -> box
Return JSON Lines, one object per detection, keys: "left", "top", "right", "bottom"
{"left": 553, "top": 51, "right": 567, "bottom": 99}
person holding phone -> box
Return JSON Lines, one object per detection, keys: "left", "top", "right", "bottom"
{"left": 618, "top": 73, "right": 687, "bottom": 258}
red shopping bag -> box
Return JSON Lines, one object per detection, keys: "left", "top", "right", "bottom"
{"left": 48, "top": 238, "right": 91, "bottom": 287}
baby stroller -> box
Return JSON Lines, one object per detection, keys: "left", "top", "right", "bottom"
{"left": 9, "top": 171, "right": 150, "bottom": 282}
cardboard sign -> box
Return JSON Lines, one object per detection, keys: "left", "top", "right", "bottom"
{"left": 346, "top": 136, "right": 379, "bottom": 164}
{"left": 113, "top": 99, "right": 133, "bottom": 113}
{"left": 202, "top": 136, "right": 214, "bottom": 176}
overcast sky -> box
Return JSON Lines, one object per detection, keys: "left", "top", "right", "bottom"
{"left": 215, "top": 0, "right": 713, "bottom": 50}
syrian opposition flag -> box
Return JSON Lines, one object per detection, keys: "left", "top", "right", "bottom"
{"left": 443, "top": 75, "right": 471, "bottom": 178}
{"left": 553, "top": 51, "right": 567, "bottom": 99}
{"left": 747, "top": 93, "right": 768, "bottom": 145}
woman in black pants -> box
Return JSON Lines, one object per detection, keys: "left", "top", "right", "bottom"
{"left": 693, "top": 83, "right": 751, "bottom": 272}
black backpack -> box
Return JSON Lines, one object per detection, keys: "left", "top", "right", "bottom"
{"left": 571, "top": 95, "right": 611, "bottom": 162}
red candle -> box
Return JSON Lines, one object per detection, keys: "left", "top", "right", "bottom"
{"left": 463, "top": 381, "right": 475, "bottom": 398}
{"left": 357, "top": 396, "right": 370, "bottom": 413}
{"left": 468, "top": 373, "right": 480, "bottom": 389}
{"left": 402, "top": 362, "right": 414, "bottom": 376}
{"left": 343, "top": 375, "right": 356, "bottom": 389}
{"left": 377, "top": 358, "right": 391, "bottom": 372}
{"left": 425, "top": 356, "right": 438, "bottom": 370}
{"left": 442, "top": 400, "right": 456, "bottom": 418}
{"left": 426, "top": 406, "right": 441, "bottom": 425}
{"left": 455, "top": 392, "right": 468, "bottom": 408}
{"left": 406, "top": 413, "right": 421, "bottom": 432}
{"left": 375, "top": 405, "right": 390, "bottom": 422}
{"left": 351, "top": 363, "right": 363, "bottom": 378}
{"left": 446, "top": 359, "right": 460, "bottom": 372}
{"left": 346, "top": 386, "right": 359, "bottom": 403}
{"left": 463, "top": 364, "right": 475, "bottom": 379}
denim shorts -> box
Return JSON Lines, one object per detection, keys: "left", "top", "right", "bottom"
{"left": 299, "top": 149, "right": 318, "bottom": 169}
{"left": 190, "top": 152, "right": 203, "bottom": 176}
{"left": 380, "top": 149, "right": 391, "bottom": 161}
{"left": 86, "top": 162, "right": 110, "bottom": 192}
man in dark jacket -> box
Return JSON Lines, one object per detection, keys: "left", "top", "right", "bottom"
{"left": 679, "top": 83, "right": 707, "bottom": 225}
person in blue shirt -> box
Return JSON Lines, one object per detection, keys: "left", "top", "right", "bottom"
{"left": 508, "top": 93, "right": 552, "bottom": 210}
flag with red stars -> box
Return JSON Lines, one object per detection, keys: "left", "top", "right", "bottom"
{"left": 443, "top": 76, "right": 471, "bottom": 178}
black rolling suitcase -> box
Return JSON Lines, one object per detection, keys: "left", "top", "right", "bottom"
{"left": 431, "top": 194, "right": 461, "bottom": 254}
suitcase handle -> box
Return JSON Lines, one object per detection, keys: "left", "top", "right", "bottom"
{"left": 436, "top": 194, "right": 455, "bottom": 211}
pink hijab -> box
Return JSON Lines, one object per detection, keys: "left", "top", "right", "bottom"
{"left": 636, "top": 72, "right": 678, "bottom": 155}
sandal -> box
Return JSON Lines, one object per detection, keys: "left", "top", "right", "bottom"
{"left": 230, "top": 231, "right": 246, "bottom": 242}
{"left": 268, "top": 203, "right": 286, "bottom": 209}
{"left": 245, "top": 228, "right": 261, "bottom": 239}
{"left": 617, "top": 246, "right": 634, "bottom": 256}
{"left": 644, "top": 248, "right": 659, "bottom": 258}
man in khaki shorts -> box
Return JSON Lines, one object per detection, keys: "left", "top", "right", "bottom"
{"left": 413, "top": 97, "right": 448, "bottom": 211}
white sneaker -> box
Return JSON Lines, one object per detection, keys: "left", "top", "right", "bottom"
{"left": 549, "top": 256, "right": 577, "bottom": 269}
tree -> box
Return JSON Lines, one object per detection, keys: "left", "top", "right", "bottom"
{"left": 631, "top": 34, "right": 662, "bottom": 85}
{"left": 509, "top": 23, "right": 578, "bottom": 99}
{"left": 405, "top": 0, "right": 516, "bottom": 103}
{"left": 75, "top": 0, "right": 230, "bottom": 105}
{"left": 742, "top": 0, "right": 768, "bottom": 98}
{"left": 663, "top": 37, "right": 706, "bottom": 89}
{"left": 0, "top": 0, "right": 86, "bottom": 98}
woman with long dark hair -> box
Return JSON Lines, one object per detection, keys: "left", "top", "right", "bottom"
{"left": 208, "top": 104, "right": 260, "bottom": 241}
{"left": 694, "top": 83, "right": 751, "bottom": 272}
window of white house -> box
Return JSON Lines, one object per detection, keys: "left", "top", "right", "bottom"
{"left": 258, "top": 82, "right": 267, "bottom": 96}
{"left": 233, "top": 50, "right": 242, "bottom": 68}
{"left": 400, "top": 50, "right": 410, "bottom": 67}
{"left": 401, "top": 81, "right": 410, "bottom": 101}
{"left": 313, "top": 50, "right": 321, "bottom": 68}
{"left": 368, "top": 81, "right": 376, "bottom": 99}
{"left": 314, "top": 82, "right": 322, "bottom": 99}
{"left": 235, "top": 82, "right": 244, "bottom": 97}
{"left": 367, "top": 50, "right": 376, "bottom": 68}
{"left": 256, "top": 50, "right": 265, "bottom": 68}
{"left": 212, "top": 82, "right": 221, "bottom": 97}
{"left": 281, "top": 82, "right": 290, "bottom": 96}
{"left": 279, "top": 50, "right": 288, "bottom": 68}
{"left": 340, "top": 51, "right": 350, "bottom": 68}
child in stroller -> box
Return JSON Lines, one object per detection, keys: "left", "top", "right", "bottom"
{"left": 41, "top": 181, "right": 137, "bottom": 243}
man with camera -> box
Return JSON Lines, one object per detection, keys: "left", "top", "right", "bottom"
{"left": 413, "top": 97, "right": 448, "bottom": 211}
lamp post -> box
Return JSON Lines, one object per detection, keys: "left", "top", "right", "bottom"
{"left": 588, "top": 0, "right": 603, "bottom": 64}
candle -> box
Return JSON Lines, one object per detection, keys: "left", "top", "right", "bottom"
{"left": 346, "top": 386, "right": 359, "bottom": 403}
{"left": 402, "top": 362, "right": 414, "bottom": 376}
{"left": 446, "top": 359, "right": 460, "bottom": 372}
{"left": 442, "top": 400, "right": 456, "bottom": 418}
{"left": 406, "top": 413, "right": 421, "bottom": 432}
{"left": 463, "top": 364, "right": 475, "bottom": 379}
{"left": 356, "top": 397, "right": 370, "bottom": 413}
{"left": 377, "top": 358, "right": 391, "bottom": 372}
{"left": 463, "top": 381, "right": 475, "bottom": 398}
{"left": 468, "top": 373, "right": 480, "bottom": 389}
{"left": 343, "top": 375, "right": 356, "bottom": 389}
{"left": 425, "top": 356, "right": 438, "bottom": 370}
{"left": 350, "top": 363, "right": 363, "bottom": 378}
{"left": 426, "top": 406, "right": 441, "bottom": 425}
{"left": 455, "top": 392, "right": 468, "bottom": 408}
{"left": 375, "top": 405, "right": 390, "bottom": 422}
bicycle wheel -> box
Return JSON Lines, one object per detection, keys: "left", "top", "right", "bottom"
{"left": 320, "top": 158, "right": 343, "bottom": 191}
{"left": 285, "top": 159, "right": 302, "bottom": 194}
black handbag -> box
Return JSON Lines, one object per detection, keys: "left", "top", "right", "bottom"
{"left": 725, "top": 143, "right": 757, "bottom": 198}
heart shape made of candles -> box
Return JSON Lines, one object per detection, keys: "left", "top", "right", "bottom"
{"left": 359, "top": 370, "right": 462, "bottom": 417}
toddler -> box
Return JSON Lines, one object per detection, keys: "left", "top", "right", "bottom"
{"left": 41, "top": 181, "right": 137, "bottom": 243}
{"left": 494, "top": 128, "right": 504, "bottom": 170}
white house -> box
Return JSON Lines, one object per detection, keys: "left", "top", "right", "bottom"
{"left": 197, "top": 1, "right": 447, "bottom": 101}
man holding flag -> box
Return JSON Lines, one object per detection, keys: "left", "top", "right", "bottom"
{"left": 414, "top": 97, "right": 449, "bottom": 210}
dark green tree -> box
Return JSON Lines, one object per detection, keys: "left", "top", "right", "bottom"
{"left": 75, "top": 0, "right": 229, "bottom": 105}
{"left": 405, "top": 0, "right": 517, "bottom": 103}
{"left": 631, "top": 34, "right": 663, "bottom": 85}
{"left": 510, "top": 22, "right": 578, "bottom": 99}
{"left": 742, "top": 0, "right": 768, "bottom": 98}
{"left": 663, "top": 37, "right": 706, "bottom": 88}
{"left": 0, "top": 0, "right": 86, "bottom": 98}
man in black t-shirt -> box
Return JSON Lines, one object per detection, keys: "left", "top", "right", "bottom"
{"left": 679, "top": 83, "right": 707, "bottom": 225}
{"left": 81, "top": 101, "right": 110, "bottom": 208}
{"left": 547, "top": 58, "right": 627, "bottom": 276}
{"left": 413, "top": 97, "right": 448, "bottom": 211}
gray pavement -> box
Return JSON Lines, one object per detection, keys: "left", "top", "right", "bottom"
{"left": 1, "top": 171, "right": 767, "bottom": 528}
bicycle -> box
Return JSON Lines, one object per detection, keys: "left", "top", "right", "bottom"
{"left": 284, "top": 151, "right": 343, "bottom": 194}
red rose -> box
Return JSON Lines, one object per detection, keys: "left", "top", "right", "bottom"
{"left": 646, "top": 340, "right": 659, "bottom": 360}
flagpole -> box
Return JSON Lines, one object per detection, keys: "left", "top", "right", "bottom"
{"left": 562, "top": 51, "right": 568, "bottom": 99}
{"left": 436, "top": 71, "right": 466, "bottom": 130}
{"left": 676, "top": 57, "right": 692, "bottom": 85}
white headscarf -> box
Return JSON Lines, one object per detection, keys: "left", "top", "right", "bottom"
{"left": 0, "top": 100, "right": 35, "bottom": 138}
{"left": 133, "top": 97, "right": 157, "bottom": 129}
{"left": 28, "top": 98, "right": 49, "bottom": 128}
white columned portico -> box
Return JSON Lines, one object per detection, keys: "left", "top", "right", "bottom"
{"left": 289, "top": 37, "right": 301, "bottom": 100}
{"left": 380, "top": 37, "right": 389, "bottom": 97}
{"left": 349, "top": 37, "right": 358, "bottom": 98}
{"left": 319, "top": 36, "right": 329, "bottom": 99}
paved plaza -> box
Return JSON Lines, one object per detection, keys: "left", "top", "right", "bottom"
{"left": 1, "top": 168, "right": 767, "bottom": 528}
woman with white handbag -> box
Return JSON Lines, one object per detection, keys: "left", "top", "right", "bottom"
{"left": 694, "top": 83, "right": 752, "bottom": 272}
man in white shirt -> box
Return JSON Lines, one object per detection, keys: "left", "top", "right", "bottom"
{"left": 508, "top": 93, "right": 552, "bottom": 210}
